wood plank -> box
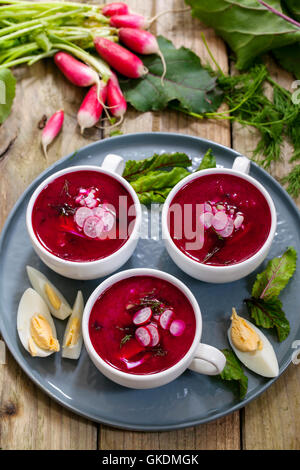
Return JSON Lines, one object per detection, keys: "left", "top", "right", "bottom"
{"left": 0, "top": 2, "right": 98, "bottom": 450}
{"left": 99, "top": 0, "right": 239, "bottom": 450}
{"left": 232, "top": 57, "right": 300, "bottom": 449}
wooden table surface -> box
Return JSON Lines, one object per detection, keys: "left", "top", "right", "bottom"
{"left": 0, "top": 0, "right": 299, "bottom": 450}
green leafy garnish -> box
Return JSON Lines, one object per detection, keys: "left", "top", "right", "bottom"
{"left": 123, "top": 150, "right": 216, "bottom": 205}
{"left": 219, "top": 349, "right": 248, "bottom": 400}
{"left": 245, "top": 247, "right": 297, "bottom": 341}
{"left": 120, "top": 334, "right": 132, "bottom": 348}
{"left": 272, "top": 44, "right": 300, "bottom": 80}
{"left": 245, "top": 297, "right": 290, "bottom": 342}
{"left": 123, "top": 152, "right": 192, "bottom": 182}
{"left": 0, "top": 68, "right": 16, "bottom": 124}
{"left": 251, "top": 247, "right": 297, "bottom": 300}
{"left": 120, "top": 36, "right": 223, "bottom": 115}
{"left": 196, "top": 148, "right": 216, "bottom": 171}
{"left": 185, "top": 0, "right": 300, "bottom": 71}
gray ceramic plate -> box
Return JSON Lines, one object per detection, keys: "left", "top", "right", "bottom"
{"left": 0, "top": 133, "right": 299, "bottom": 431}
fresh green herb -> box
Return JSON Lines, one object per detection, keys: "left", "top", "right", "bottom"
{"left": 0, "top": 67, "right": 16, "bottom": 123}
{"left": 245, "top": 247, "right": 297, "bottom": 341}
{"left": 120, "top": 36, "right": 223, "bottom": 115}
{"left": 281, "top": 165, "right": 300, "bottom": 198}
{"left": 219, "top": 349, "right": 248, "bottom": 400}
{"left": 120, "top": 334, "right": 132, "bottom": 349}
{"left": 185, "top": 0, "right": 300, "bottom": 71}
{"left": 123, "top": 150, "right": 216, "bottom": 205}
{"left": 196, "top": 148, "right": 216, "bottom": 171}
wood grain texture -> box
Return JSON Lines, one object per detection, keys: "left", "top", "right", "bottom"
{"left": 0, "top": 0, "right": 299, "bottom": 451}
{"left": 232, "top": 57, "right": 300, "bottom": 450}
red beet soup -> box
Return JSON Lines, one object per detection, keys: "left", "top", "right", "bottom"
{"left": 168, "top": 173, "right": 272, "bottom": 266}
{"left": 88, "top": 276, "right": 196, "bottom": 375}
{"left": 31, "top": 170, "right": 136, "bottom": 262}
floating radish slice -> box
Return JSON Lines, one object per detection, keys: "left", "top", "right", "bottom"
{"left": 83, "top": 216, "right": 101, "bottom": 238}
{"left": 135, "top": 326, "right": 152, "bottom": 347}
{"left": 74, "top": 207, "right": 93, "bottom": 227}
{"left": 212, "top": 211, "right": 228, "bottom": 231}
{"left": 204, "top": 202, "right": 212, "bottom": 213}
{"left": 234, "top": 213, "right": 244, "bottom": 229}
{"left": 92, "top": 207, "right": 115, "bottom": 233}
{"left": 169, "top": 319, "right": 186, "bottom": 337}
{"left": 159, "top": 309, "right": 174, "bottom": 330}
{"left": 200, "top": 212, "right": 213, "bottom": 229}
{"left": 133, "top": 307, "right": 152, "bottom": 325}
{"left": 216, "top": 217, "right": 234, "bottom": 238}
{"left": 147, "top": 324, "right": 160, "bottom": 347}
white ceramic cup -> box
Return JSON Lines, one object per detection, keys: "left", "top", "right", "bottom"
{"left": 162, "top": 156, "right": 277, "bottom": 283}
{"left": 82, "top": 268, "right": 226, "bottom": 389}
{"left": 26, "top": 154, "right": 142, "bottom": 280}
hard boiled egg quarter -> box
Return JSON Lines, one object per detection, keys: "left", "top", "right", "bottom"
{"left": 26, "top": 266, "right": 72, "bottom": 320}
{"left": 62, "top": 290, "right": 84, "bottom": 360}
{"left": 228, "top": 308, "right": 279, "bottom": 378}
{"left": 17, "top": 288, "right": 59, "bottom": 357}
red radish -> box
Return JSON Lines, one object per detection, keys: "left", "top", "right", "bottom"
{"left": 200, "top": 212, "right": 213, "bottom": 229}
{"left": 204, "top": 202, "right": 212, "bottom": 213}
{"left": 74, "top": 207, "right": 93, "bottom": 227}
{"left": 107, "top": 71, "right": 127, "bottom": 119}
{"left": 109, "top": 14, "right": 148, "bottom": 29}
{"left": 147, "top": 324, "right": 160, "bottom": 347}
{"left": 133, "top": 307, "right": 152, "bottom": 326}
{"left": 135, "top": 326, "right": 152, "bottom": 347}
{"left": 159, "top": 309, "right": 174, "bottom": 330}
{"left": 169, "top": 319, "right": 186, "bottom": 337}
{"left": 118, "top": 28, "right": 167, "bottom": 83}
{"left": 77, "top": 82, "right": 108, "bottom": 133}
{"left": 102, "top": 2, "right": 129, "bottom": 17}
{"left": 94, "top": 37, "right": 148, "bottom": 78}
{"left": 41, "top": 109, "right": 64, "bottom": 158}
{"left": 216, "top": 217, "right": 234, "bottom": 238}
{"left": 109, "top": 7, "right": 191, "bottom": 29}
{"left": 212, "top": 211, "right": 228, "bottom": 231}
{"left": 54, "top": 52, "right": 102, "bottom": 98}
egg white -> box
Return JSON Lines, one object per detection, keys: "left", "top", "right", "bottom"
{"left": 228, "top": 319, "right": 279, "bottom": 378}
{"left": 27, "top": 266, "right": 72, "bottom": 320}
{"left": 17, "top": 288, "right": 58, "bottom": 357}
{"left": 62, "top": 290, "right": 84, "bottom": 360}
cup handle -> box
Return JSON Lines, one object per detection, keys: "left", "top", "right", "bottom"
{"left": 101, "top": 153, "right": 125, "bottom": 176}
{"left": 232, "top": 155, "right": 250, "bottom": 175}
{"left": 188, "top": 343, "right": 226, "bottom": 376}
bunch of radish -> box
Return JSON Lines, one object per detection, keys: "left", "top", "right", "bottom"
{"left": 41, "top": 2, "right": 168, "bottom": 156}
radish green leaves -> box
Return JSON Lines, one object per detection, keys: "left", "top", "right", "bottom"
{"left": 120, "top": 36, "right": 223, "bottom": 115}
{"left": 245, "top": 247, "right": 297, "bottom": 341}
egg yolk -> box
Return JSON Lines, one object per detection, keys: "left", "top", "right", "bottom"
{"left": 30, "top": 314, "right": 60, "bottom": 352}
{"left": 45, "top": 283, "right": 62, "bottom": 310}
{"left": 230, "top": 308, "right": 262, "bottom": 352}
{"left": 64, "top": 318, "right": 80, "bottom": 348}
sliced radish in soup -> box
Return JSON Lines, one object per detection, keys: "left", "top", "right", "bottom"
{"left": 133, "top": 307, "right": 152, "bottom": 325}
{"left": 135, "top": 326, "right": 152, "bottom": 347}
{"left": 212, "top": 211, "right": 228, "bottom": 231}
{"left": 216, "top": 217, "right": 234, "bottom": 238}
{"left": 200, "top": 212, "right": 213, "bottom": 229}
{"left": 75, "top": 207, "right": 93, "bottom": 227}
{"left": 159, "top": 309, "right": 174, "bottom": 330}
{"left": 147, "top": 324, "right": 160, "bottom": 347}
{"left": 169, "top": 319, "right": 186, "bottom": 337}
{"left": 83, "top": 216, "right": 101, "bottom": 238}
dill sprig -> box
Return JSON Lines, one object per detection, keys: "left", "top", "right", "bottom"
{"left": 281, "top": 165, "right": 300, "bottom": 198}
